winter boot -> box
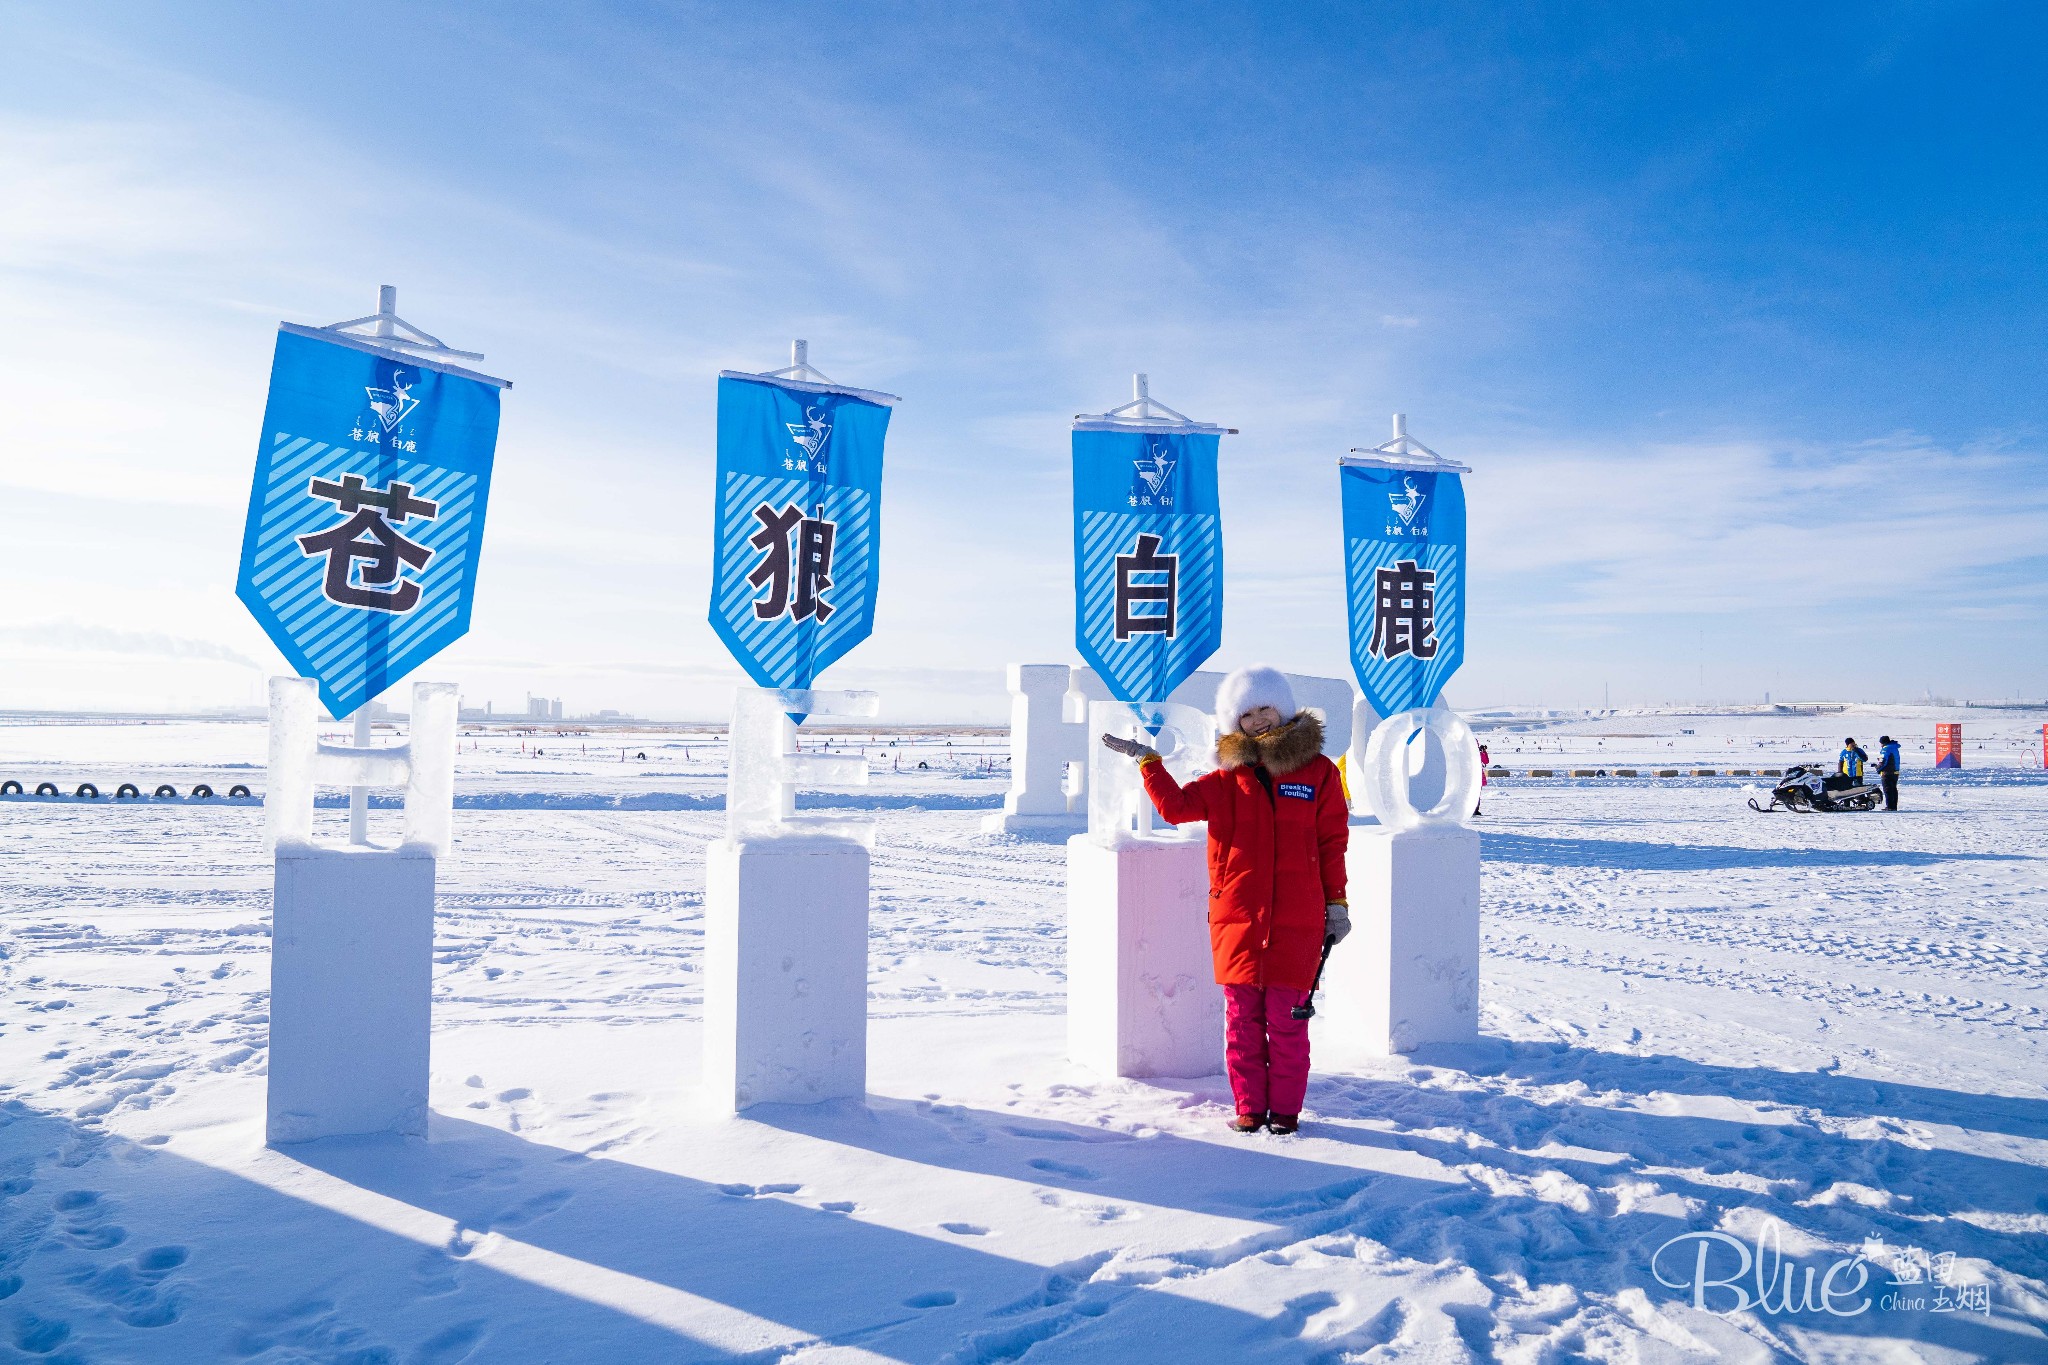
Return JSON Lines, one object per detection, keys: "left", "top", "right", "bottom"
{"left": 1267, "top": 1113, "right": 1300, "bottom": 1136}
{"left": 1230, "top": 1112, "right": 1267, "bottom": 1134}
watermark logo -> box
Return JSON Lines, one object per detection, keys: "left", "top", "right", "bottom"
{"left": 1650, "top": 1219, "right": 1989, "bottom": 1319}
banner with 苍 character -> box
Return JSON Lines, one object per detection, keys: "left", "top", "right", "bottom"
{"left": 1072, "top": 386, "right": 1228, "bottom": 709}
{"left": 236, "top": 326, "right": 508, "bottom": 720}
{"left": 1341, "top": 453, "right": 1466, "bottom": 717}
{"left": 708, "top": 369, "right": 895, "bottom": 691}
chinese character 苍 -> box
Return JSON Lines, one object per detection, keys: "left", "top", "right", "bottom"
{"left": 1368, "top": 558, "right": 1439, "bottom": 660}
{"left": 1114, "top": 532, "right": 1177, "bottom": 640}
{"left": 748, "top": 502, "right": 836, "bottom": 623}
{"left": 296, "top": 473, "right": 438, "bottom": 613}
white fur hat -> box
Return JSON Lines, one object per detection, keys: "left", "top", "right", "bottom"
{"left": 1214, "top": 665, "right": 1296, "bottom": 733}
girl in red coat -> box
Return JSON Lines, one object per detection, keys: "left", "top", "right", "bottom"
{"left": 1115, "top": 666, "right": 1350, "bottom": 1135}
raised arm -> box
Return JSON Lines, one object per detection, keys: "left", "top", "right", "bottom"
{"left": 1138, "top": 757, "right": 1220, "bottom": 826}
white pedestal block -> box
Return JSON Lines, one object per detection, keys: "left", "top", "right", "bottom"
{"left": 704, "top": 839, "right": 870, "bottom": 1111}
{"left": 1066, "top": 836, "right": 1222, "bottom": 1078}
{"left": 1315, "top": 824, "right": 1480, "bottom": 1057}
{"left": 267, "top": 843, "right": 435, "bottom": 1144}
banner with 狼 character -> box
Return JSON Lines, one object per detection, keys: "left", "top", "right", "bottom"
{"left": 1341, "top": 415, "right": 1468, "bottom": 718}
{"left": 709, "top": 345, "right": 897, "bottom": 692}
{"left": 236, "top": 295, "right": 509, "bottom": 721}
{"left": 1072, "top": 375, "right": 1232, "bottom": 710}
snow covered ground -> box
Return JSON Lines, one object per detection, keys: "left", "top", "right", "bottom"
{"left": 0, "top": 708, "right": 2044, "bottom": 1362}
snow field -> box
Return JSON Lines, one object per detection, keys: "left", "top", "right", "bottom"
{"left": 0, "top": 712, "right": 2043, "bottom": 1362}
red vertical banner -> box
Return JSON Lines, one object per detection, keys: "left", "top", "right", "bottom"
{"left": 1935, "top": 722, "right": 1962, "bottom": 769}
{"left": 2040, "top": 723, "right": 2046, "bottom": 769}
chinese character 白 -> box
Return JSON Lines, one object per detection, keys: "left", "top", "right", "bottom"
{"left": 296, "top": 473, "right": 438, "bottom": 613}
{"left": 1113, "top": 532, "right": 1177, "bottom": 641}
{"left": 1368, "top": 558, "right": 1438, "bottom": 660}
{"left": 747, "top": 501, "right": 836, "bottom": 623}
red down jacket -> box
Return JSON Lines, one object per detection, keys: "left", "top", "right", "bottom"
{"left": 1139, "top": 712, "right": 1348, "bottom": 991}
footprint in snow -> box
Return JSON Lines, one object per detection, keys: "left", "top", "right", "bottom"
{"left": 412, "top": 1319, "right": 489, "bottom": 1363}
{"left": 13, "top": 1313, "right": 70, "bottom": 1353}
{"left": 939, "top": 1222, "right": 988, "bottom": 1236}
{"left": 494, "top": 1189, "right": 571, "bottom": 1229}
{"left": 1026, "top": 1157, "right": 1098, "bottom": 1181}
{"left": 716, "top": 1182, "right": 803, "bottom": 1198}
{"left": 903, "top": 1291, "right": 958, "bottom": 1309}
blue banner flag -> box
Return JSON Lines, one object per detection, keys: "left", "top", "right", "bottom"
{"left": 1073, "top": 428, "right": 1224, "bottom": 707}
{"left": 1342, "top": 461, "right": 1465, "bottom": 716}
{"left": 709, "top": 373, "right": 893, "bottom": 692}
{"left": 237, "top": 327, "right": 507, "bottom": 720}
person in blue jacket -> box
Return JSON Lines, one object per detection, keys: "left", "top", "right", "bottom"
{"left": 1875, "top": 734, "right": 1902, "bottom": 811}
{"left": 1838, "top": 737, "right": 1868, "bottom": 784}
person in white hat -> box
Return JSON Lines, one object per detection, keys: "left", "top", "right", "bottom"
{"left": 1102, "top": 665, "right": 1350, "bottom": 1135}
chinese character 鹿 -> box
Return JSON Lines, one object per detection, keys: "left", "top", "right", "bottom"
{"left": 1368, "top": 558, "right": 1438, "bottom": 660}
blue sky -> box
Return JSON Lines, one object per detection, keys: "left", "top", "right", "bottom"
{"left": 2, "top": 2, "right": 2043, "bottom": 718}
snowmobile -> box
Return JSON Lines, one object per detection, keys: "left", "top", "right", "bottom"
{"left": 1747, "top": 764, "right": 1884, "bottom": 813}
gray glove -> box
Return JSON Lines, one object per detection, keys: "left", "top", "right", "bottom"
{"left": 1100, "top": 733, "right": 1160, "bottom": 763}
{"left": 1325, "top": 903, "right": 1351, "bottom": 945}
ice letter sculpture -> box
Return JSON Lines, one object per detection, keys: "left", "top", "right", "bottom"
{"left": 983, "top": 664, "right": 1353, "bottom": 835}
{"left": 1316, "top": 706, "right": 1483, "bottom": 1058}
{"left": 263, "top": 677, "right": 458, "bottom": 1145}
{"left": 1066, "top": 701, "right": 1227, "bottom": 1078}
{"left": 705, "top": 687, "right": 880, "bottom": 1111}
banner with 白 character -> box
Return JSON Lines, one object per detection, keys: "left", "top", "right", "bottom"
{"left": 1341, "top": 418, "right": 1467, "bottom": 717}
{"left": 708, "top": 356, "right": 896, "bottom": 691}
{"left": 1071, "top": 376, "right": 1231, "bottom": 710}
{"left": 236, "top": 310, "right": 508, "bottom": 721}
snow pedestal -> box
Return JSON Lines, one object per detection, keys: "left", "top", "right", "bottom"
{"left": 262, "top": 676, "right": 458, "bottom": 1146}
{"left": 1316, "top": 706, "right": 1484, "bottom": 1059}
{"left": 704, "top": 687, "right": 879, "bottom": 1112}
{"left": 1315, "top": 825, "right": 1480, "bottom": 1056}
{"left": 1066, "top": 701, "right": 1224, "bottom": 1078}
{"left": 269, "top": 843, "right": 435, "bottom": 1143}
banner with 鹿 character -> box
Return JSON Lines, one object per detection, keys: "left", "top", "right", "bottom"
{"left": 1072, "top": 379, "right": 1231, "bottom": 709}
{"left": 236, "top": 324, "right": 508, "bottom": 720}
{"left": 709, "top": 367, "right": 896, "bottom": 692}
{"left": 1341, "top": 441, "right": 1466, "bottom": 717}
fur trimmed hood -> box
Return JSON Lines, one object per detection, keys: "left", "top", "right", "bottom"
{"left": 1216, "top": 711, "right": 1325, "bottom": 776}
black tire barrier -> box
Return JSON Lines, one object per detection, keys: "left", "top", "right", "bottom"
{"left": 637, "top": 751, "right": 647, "bottom": 760}
{"left": 75, "top": 783, "right": 100, "bottom": 799}
{"left": 191, "top": 784, "right": 215, "bottom": 799}
{"left": 0, "top": 781, "right": 19, "bottom": 796}
{"left": 35, "top": 782, "right": 58, "bottom": 797}
{"left": 156, "top": 784, "right": 178, "bottom": 799}
{"left": 229, "top": 785, "right": 251, "bottom": 799}
{"left": 116, "top": 783, "right": 142, "bottom": 800}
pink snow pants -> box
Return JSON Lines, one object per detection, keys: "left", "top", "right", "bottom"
{"left": 1223, "top": 983, "right": 1311, "bottom": 1118}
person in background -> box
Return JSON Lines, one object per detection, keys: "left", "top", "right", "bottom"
{"left": 1838, "top": 736, "right": 1868, "bottom": 785}
{"left": 1103, "top": 665, "right": 1348, "bottom": 1136}
{"left": 1475, "top": 742, "right": 1489, "bottom": 817}
{"left": 1875, "top": 734, "right": 1902, "bottom": 811}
